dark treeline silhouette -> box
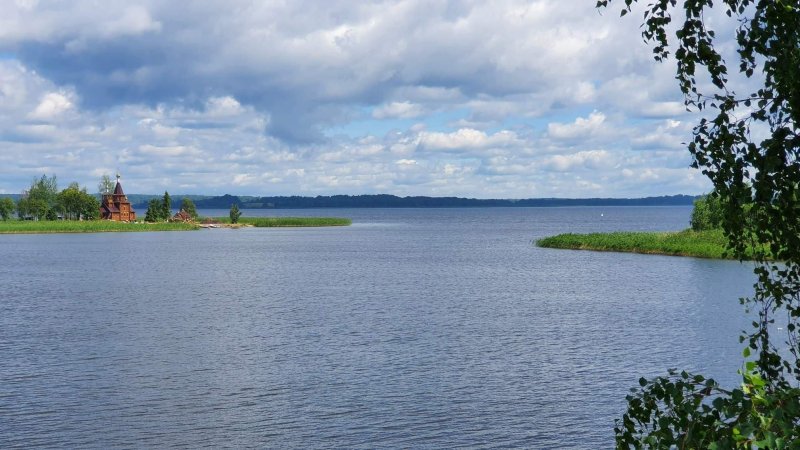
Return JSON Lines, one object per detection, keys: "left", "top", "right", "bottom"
{"left": 186, "top": 193, "right": 696, "bottom": 209}
{"left": 12, "top": 192, "right": 698, "bottom": 211}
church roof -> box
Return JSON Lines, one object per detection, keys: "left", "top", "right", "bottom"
{"left": 113, "top": 181, "right": 125, "bottom": 196}
{"left": 101, "top": 203, "right": 119, "bottom": 213}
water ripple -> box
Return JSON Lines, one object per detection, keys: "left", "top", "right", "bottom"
{"left": 0, "top": 207, "right": 754, "bottom": 448}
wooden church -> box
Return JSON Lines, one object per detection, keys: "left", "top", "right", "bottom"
{"left": 100, "top": 174, "right": 136, "bottom": 221}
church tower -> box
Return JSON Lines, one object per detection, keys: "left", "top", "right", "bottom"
{"left": 100, "top": 173, "right": 136, "bottom": 221}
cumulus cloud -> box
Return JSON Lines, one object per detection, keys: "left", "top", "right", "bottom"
{"left": 372, "top": 102, "right": 425, "bottom": 119}
{"left": 543, "top": 150, "right": 614, "bottom": 172}
{"left": 547, "top": 111, "right": 608, "bottom": 141}
{"left": 29, "top": 92, "right": 73, "bottom": 119}
{"left": 0, "top": 1, "right": 717, "bottom": 197}
{"left": 419, "top": 129, "right": 521, "bottom": 152}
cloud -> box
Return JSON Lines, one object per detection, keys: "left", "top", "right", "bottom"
{"left": 542, "top": 150, "right": 614, "bottom": 172}
{"left": 205, "top": 96, "right": 245, "bottom": 118}
{"left": 372, "top": 102, "right": 425, "bottom": 119}
{"left": 137, "top": 144, "right": 201, "bottom": 157}
{"left": 547, "top": 111, "right": 608, "bottom": 141}
{"left": 29, "top": 92, "right": 73, "bottom": 119}
{"left": 419, "top": 128, "right": 521, "bottom": 152}
{"left": 2, "top": 1, "right": 656, "bottom": 138}
{"left": 0, "top": 1, "right": 718, "bottom": 197}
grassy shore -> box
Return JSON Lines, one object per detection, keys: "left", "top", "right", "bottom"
{"left": 0, "top": 216, "right": 352, "bottom": 234}
{"left": 209, "top": 217, "right": 352, "bottom": 227}
{"left": 536, "top": 229, "right": 740, "bottom": 259}
{"left": 0, "top": 220, "right": 198, "bottom": 234}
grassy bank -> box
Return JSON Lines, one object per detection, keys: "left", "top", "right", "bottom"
{"left": 0, "top": 216, "right": 352, "bottom": 234}
{"left": 536, "top": 229, "right": 738, "bottom": 259}
{"left": 210, "top": 217, "right": 352, "bottom": 227}
{"left": 0, "top": 220, "right": 198, "bottom": 234}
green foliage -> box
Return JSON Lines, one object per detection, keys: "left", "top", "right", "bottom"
{"left": 229, "top": 203, "right": 241, "bottom": 224}
{"left": 243, "top": 217, "right": 352, "bottom": 227}
{"left": 98, "top": 174, "right": 114, "bottom": 194}
{"left": 161, "top": 191, "right": 171, "bottom": 219}
{"left": 179, "top": 197, "right": 198, "bottom": 219}
{"left": 81, "top": 195, "right": 100, "bottom": 220}
{"left": 0, "top": 197, "right": 15, "bottom": 221}
{"left": 690, "top": 193, "right": 724, "bottom": 231}
{"left": 144, "top": 198, "right": 164, "bottom": 222}
{"left": 0, "top": 220, "right": 197, "bottom": 234}
{"left": 18, "top": 198, "right": 48, "bottom": 220}
{"left": 537, "top": 229, "right": 734, "bottom": 259}
{"left": 143, "top": 192, "right": 174, "bottom": 222}
{"left": 616, "top": 368, "right": 800, "bottom": 448}
{"left": 56, "top": 182, "right": 99, "bottom": 220}
{"left": 599, "top": 0, "right": 800, "bottom": 445}
{"left": 18, "top": 174, "right": 58, "bottom": 220}
{"left": 212, "top": 216, "right": 352, "bottom": 227}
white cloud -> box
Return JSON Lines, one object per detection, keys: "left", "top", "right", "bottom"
{"left": 99, "top": 5, "right": 161, "bottom": 38}
{"left": 547, "top": 111, "right": 607, "bottom": 141}
{"left": 419, "top": 128, "right": 520, "bottom": 151}
{"left": 206, "top": 96, "right": 245, "bottom": 117}
{"left": 137, "top": 144, "right": 200, "bottom": 157}
{"left": 0, "top": 1, "right": 717, "bottom": 198}
{"left": 372, "top": 102, "right": 424, "bottom": 119}
{"left": 543, "top": 150, "right": 614, "bottom": 172}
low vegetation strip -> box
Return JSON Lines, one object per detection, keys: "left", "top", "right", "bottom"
{"left": 536, "top": 229, "right": 734, "bottom": 259}
{"left": 0, "top": 220, "right": 198, "bottom": 234}
{"left": 212, "top": 217, "right": 352, "bottom": 227}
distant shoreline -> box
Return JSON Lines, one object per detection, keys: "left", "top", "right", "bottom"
{"left": 136, "top": 194, "right": 698, "bottom": 210}
{"left": 0, "top": 192, "right": 699, "bottom": 210}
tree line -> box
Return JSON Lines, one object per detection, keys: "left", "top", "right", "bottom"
{"left": 0, "top": 174, "right": 206, "bottom": 223}
{"left": 183, "top": 193, "right": 698, "bottom": 210}
{"left": 1, "top": 174, "right": 99, "bottom": 221}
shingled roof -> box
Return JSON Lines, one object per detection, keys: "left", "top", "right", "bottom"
{"left": 113, "top": 181, "right": 125, "bottom": 196}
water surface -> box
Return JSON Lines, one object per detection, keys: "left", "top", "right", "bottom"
{"left": 0, "top": 207, "right": 755, "bottom": 448}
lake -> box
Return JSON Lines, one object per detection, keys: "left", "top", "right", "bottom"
{"left": 0, "top": 207, "right": 756, "bottom": 448}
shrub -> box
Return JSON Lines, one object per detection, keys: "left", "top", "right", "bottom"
{"left": 690, "top": 194, "right": 723, "bottom": 231}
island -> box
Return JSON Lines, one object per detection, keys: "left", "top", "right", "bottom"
{"left": 0, "top": 173, "right": 351, "bottom": 234}
{"left": 536, "top": 229, "right": 733, "bottom": 259}
{"left": 536, "top": 195, "right": 760, "bottom": 260}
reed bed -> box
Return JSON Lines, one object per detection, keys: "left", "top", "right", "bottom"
{"left": 0, "top": 220, "right": 198, "bottom": 234}
{"left": 209, "top": 217, "right": 351, "bottom": 227}
{"left": 536, "top": 229, "right": 738, "bottom": 259}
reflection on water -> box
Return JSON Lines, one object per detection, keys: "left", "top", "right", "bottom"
{"left": 0, "top": 207, "right": 754, "bottom": 448}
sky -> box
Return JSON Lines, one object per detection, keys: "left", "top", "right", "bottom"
{"left": 0, "top": 0, "right": 719, "bottom": 198}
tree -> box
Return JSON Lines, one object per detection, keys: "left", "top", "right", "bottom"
{"left": 18, "top": 174, "right": 58, "bottom": 220}
{"left": 690, "top": 192, "right": 724, "bottom": 231}
{"left": 161, "top": 191, "right": 171, "bottom": 220}
{"left": 16, "top": 196, "right": 28, "bottom": 219}
{"left": 144, "top": 198, "right": 163, "bottom": 222}
{"left": 98, "top": 174, "right": 115, "bottom": 194}
{"left": 599, "top": 0, "right": 800, "bottom": 446}
{"left": 143, "top": 192, "right": 174, "bottom": 222}
{"left": 57, "top": 182, "right": 99, "bottom": 220}
{"left": 56, "top": 183, "right": 82, "bottom": 220}
{"left": 0, "top": 197, "right": 15, "bottom": 221}
{"left": 30, "top": 175, "right": 57, "bottom": 219}
{"left": 25, "top": 198, "right": 49, "bottom": 221}
{"left": 179, "top": 197, "right": 198, "bottom": 219}
{"left": 229, "top": 203, "right": 241, "bottom": 224}
{"left": 79, "top": 193, "right": 99, "bottom": 220}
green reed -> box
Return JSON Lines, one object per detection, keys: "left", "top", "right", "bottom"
{"left": 209, "top": 217, "right": 352, "bottom": 227}
{"left": 0, "top": 220, "right": 198, "bottom": 234}
{"left": 536, "top": 229, "right": 740, "bottom": 259}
